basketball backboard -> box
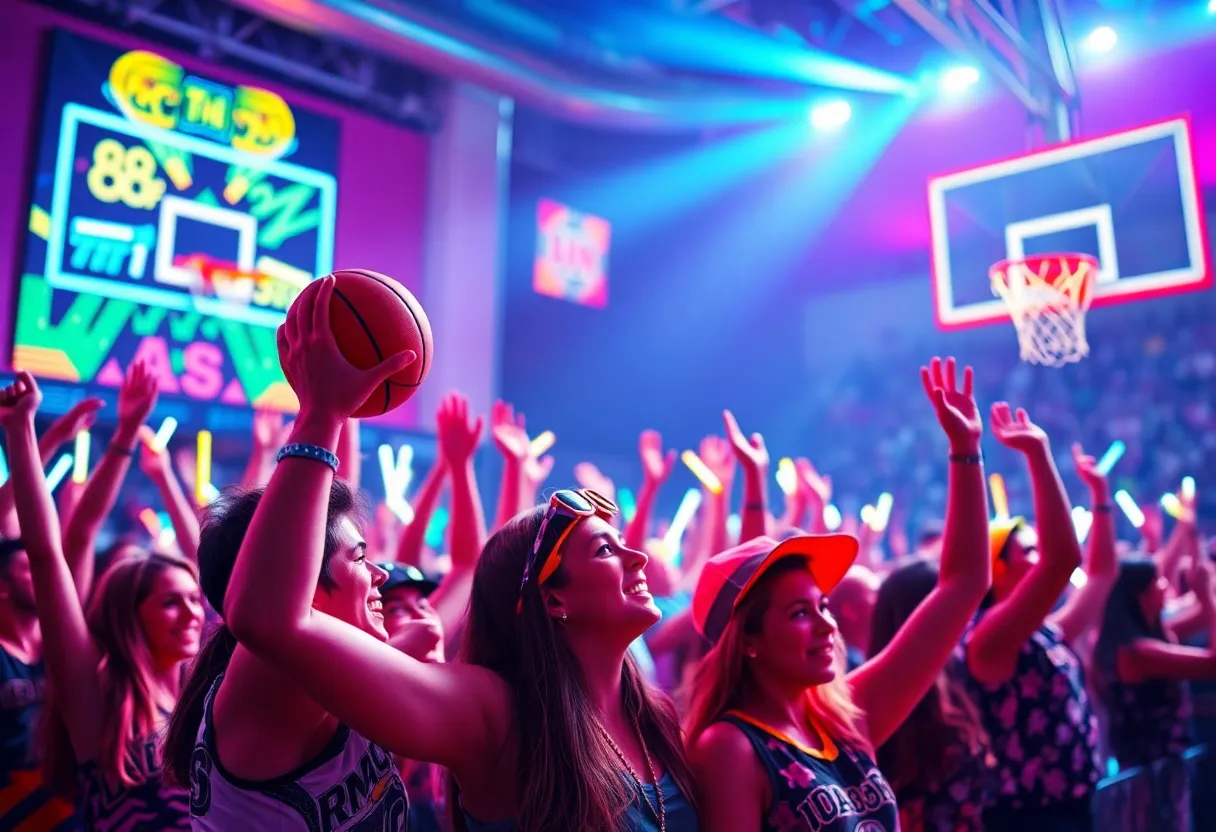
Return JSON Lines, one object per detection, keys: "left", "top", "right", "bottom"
{"left": 928, "top": 118, "right": 1210, "bottom": 330}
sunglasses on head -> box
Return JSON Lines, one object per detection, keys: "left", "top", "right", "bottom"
{"left": 517, "top": 489, "right": 618, "bottom": 613}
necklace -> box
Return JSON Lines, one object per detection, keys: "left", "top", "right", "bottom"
{"left": 596, "top": 718, "right": 666, "bottom": 832}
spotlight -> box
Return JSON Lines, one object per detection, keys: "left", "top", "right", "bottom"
{"left": 809, "top": 100, "right": 852, "bottom": 132}
{"left": 938, "top": 65, "right": 980, "bottom": 95}
{"left": 1084, "top": 26, "right": 1118, "bottom": 53}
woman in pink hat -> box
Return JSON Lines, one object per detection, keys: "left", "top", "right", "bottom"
{"left": 685, "top": 357, "right": 993, "bottom": 832}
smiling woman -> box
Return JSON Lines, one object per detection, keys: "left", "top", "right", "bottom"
{"left": 218, "top": 277, "right": 700, "bottom": 832}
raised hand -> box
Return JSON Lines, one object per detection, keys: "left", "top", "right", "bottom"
{"left": 252, "top": 410, "right": 292, "bottom": 450}
{"left": 1188, "top": 556, "right": 1214, "bottom": 605}
{"left": 0, "top": 371, "right": 42, "bottom": 429}
{"left": 490, "top": 400, "right": 529, "bottom": 462}
{"left": 795, "top": 457, "right": 831, "bottom": 504}
{"left": 920, "top": 356, "right": 981, "bottom": 451}
{"left": 435, "top": 392, "right": 483, "bottom": 466}
{"left": 137, "top": 425, "right": 170, "bottom": 479}
{"left": 42, "top": 397, "right": 105, "bottom": 450}
{"left": 574, "top": 462, "right": 617, "bottom": 502}
{"left": 989, "top": 402, "right": 1048, "bottom": 455}
{"left": 1071, "top": 443, "right": 1108, "bottom": 492}
{"left": 722, "top": 410, "right": 768, "bottom": 472}
{"left": 639, "top": 430, "right": 676, "bottom": 485}
{"left": 699, "top": 435, "right": 736, "bottom": 490}
{"left": 117, "top": 361, "right": 160, "bottom": 428}
{"left": 523, "top": 454, "right": 555, "bottom": 491}
{"left": 278, "top": 276, "right": 416, "bottom": 425}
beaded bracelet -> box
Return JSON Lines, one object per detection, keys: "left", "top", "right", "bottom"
{"left": 276, "top": 443, "right": 339, "bottom": 473}
{"left": 948, "top": 452, "right": 983, "bottom": 465}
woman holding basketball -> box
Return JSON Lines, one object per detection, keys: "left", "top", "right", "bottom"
{"left": 224, "top": 276, "right": 698, "bottom": 831}
{"left": 685, "top": 357, "right": 992, "bottom": 832}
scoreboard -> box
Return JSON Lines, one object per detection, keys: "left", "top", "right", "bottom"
{"left": 14, "top": 31, "right": 339, "bottom": 416}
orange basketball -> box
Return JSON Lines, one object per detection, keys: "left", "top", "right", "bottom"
{"left": 286, "top": 269, "right": 433, "bottom": 418}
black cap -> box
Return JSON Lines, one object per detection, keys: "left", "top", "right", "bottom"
{"left": 378, "top": 562, "right": 439, "bottom": 596}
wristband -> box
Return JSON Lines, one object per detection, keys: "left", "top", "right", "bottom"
{"left": 276, "top": 443, "right": 339, "bottom": 473}
{"left": 744, "top": 502, "right": 766, "bottom": 512}
{"left": 949, "top": 452, "right": 983, "bottom": 465}
{"left": 106, "top": 443, "right": 135, "bottom": 457}
{"left": 1092, "top": 504, "right": 1113, "bottom": 513}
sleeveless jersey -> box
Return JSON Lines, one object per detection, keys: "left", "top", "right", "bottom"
{"left": 190, "top": 676, "right": 409, "bottom": 831}
{"left": 76, "top": 738, "right": 191, "bottom": 831}
{"left": 720, "top": 711, "right": 899, "bottom": 832}
{"left": 0, "top": 645, "right": 78, "bottom": 830}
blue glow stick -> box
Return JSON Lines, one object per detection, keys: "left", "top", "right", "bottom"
{"left": 46, "top": 454, "right": 74, "bottom": 493}
{"left": 617, "top": 487, "right": 637, "bottom": 524}
{"left": 1094, "top": 441, "right": 1125, "bottom": 477}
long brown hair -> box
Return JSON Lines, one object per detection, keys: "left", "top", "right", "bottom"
{"left": 868, "top": 560, "right": 990, "bottom": 793}
{"left": 450, "top": 506, "right": 697, "bottom": 832}
{"left": 163, "top": 482, "right": 358, "bottom": 787}
{"left": 42, "top": 551, "right": 198, "bottom": 796}
{"left": 684, "top": 557, "right": 869, "bottom": 752}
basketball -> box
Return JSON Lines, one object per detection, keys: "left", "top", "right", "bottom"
{"left": 285, "top": 269, "right": 433, "bottom": 418}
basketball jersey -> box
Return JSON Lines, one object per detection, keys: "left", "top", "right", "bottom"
{"left": 0, "top": 645, "right": 78, "bottom": 830}
{"left": 190, "top": 676, "right": 409, "bottom": 831}
{"left": 720, "top": 711, "right": 899, "bottom": 832}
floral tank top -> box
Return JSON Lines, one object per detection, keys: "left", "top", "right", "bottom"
{"left": 962, "top": 622, "right": 1100, "bottom": 811}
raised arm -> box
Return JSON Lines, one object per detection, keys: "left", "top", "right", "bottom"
{"left": 336, "top": 418, "right": 361, "bottom": 488}
{"left": 967, "top": 405, "right": 1082, "bottom": 685}
{"left": 394, "top": 457, "right": 446, "bottom": 568}
{"left": 225, "top": 278, "right": 509, "bottom": 774}
{"left": 0, "top": 397, "right": 103, "bottom": 537}
{"left": 723, "top": 411, "right": 769, "bottom": 543}
{"left": 850, "top": 357, "right": 991, "bottom": 748}
{"left": 62, "top": 362, "right": 158, "bottom": 598}
{"left": 429, "top": 393, "right": 485, "bottom": 639}
{"left": 1049, "top": 443, "right": 1118, "bottom": 644}
{"left": 0, "top": 373, "right": 104, "bottom": 759}
{"left": 624, "top": 430, "right": 676, "bottom": 551}
{"left": 137, "top": 426, "right": 201, "bottom": 562}
{"left": 489, "top": 400, "right": 527, "bottom": 530}
{"left": 240, "top": 410, "right": 290, "bottom": 489}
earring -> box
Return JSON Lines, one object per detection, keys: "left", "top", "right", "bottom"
{"left": 560, "top": 612, "right": 569, "bottom": 622}
{"left": 745, "top": 649, "right": 757, "bottom": 658}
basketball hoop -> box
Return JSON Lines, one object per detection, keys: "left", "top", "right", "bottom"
{"left": 990, "top": 253, "right": 1098, "bottom": 367}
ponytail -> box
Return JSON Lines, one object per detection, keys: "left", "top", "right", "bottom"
{"left": 163, "top": 623, "right": 237, "bottom": 787}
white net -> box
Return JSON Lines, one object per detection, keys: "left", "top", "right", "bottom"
{"left": 990, "top": 255, "right": 1097, "bottom": 368}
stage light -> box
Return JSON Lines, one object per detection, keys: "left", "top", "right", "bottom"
{"left": 1209, "top": 0, "right": 1215, "bottom": 15}
{"left": 1084, "top": 26, "right": 1118, "bottom": 53}
{"left": 809, "top": 100, "right": 852, "bottom": 132}
{"left": 938, "top": 65, "right": 980, "bottom": 95}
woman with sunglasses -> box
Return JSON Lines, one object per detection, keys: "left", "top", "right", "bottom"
{"left": 224, "top": 277, "right": 697, "bottom": 832}
{"left": 685, "top": 358, "right": 992, "bottom": 832}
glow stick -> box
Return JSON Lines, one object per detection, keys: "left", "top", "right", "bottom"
{"left": 1095, "top": 441, "right": 1125, "bottom": 477}
{"left": 195, "top": 431, "right": 213, "bottom": 506}
{"left": 0, "top": 448, "right": 7, "bottom": 487}
{"left": 138, "top": 508, "right": 163, "bottom": 537}
{"left": 617, "top": 487, "right": 637, "bottom": 524}
{"left": 681, "top": 450, "right": 723, "bottom": 495}
{"left": 72, "top": 431, "right": 90, "bottom": 484}
{"left": 1070, "top": 567, "right": 1088, "bottom": 589}
{"left": 152, "top": 417, "right": 178, "bottom": 452}
{"left": 822, "top": 504, "right": 843, "bottom": 531}
{"left": 386, "top": 496, "right": 415, "bottom": 525}
{"left": 860, "top": 504, "right": 877, "bottom": 528}
{"left": 529, "top": 430, "right": 555, "bottom": 458}
{"left": 1114, "top": 489, "right": 1144, "bottom": 528}
{"left": 201, "top": 482, "right": 220, "bottom": 503}
{"left": 1071, "top": 506, "right": 1093, "bottom": 542}
{"left": 1160, "top": 493, "right": 1183, "bottom": 520}
{"left": 726, "top": 513, "right": 741, "bottom": 540}
{"left": 396, "top": 446, "right": 414, "bottom": 493}
{"left": 776, "top": 458, "right": 796, "bottom": 496}
{"left": 662, "top": 488, "right": 702, "bottom": 559}
{"left": 1181, "top": 476, "right": 1196, "bottom": 502}
{"left": 46, "top": 454, "right": 73, "bottom": 493}
{"left": 873, "top": 492, "right": 894, "bottom": 532}
{"left": 158, "top": 527, "right": 178, "bottom": 548}
{"left": 989, "top": 473, "right": 1009, "bottom": 520}
{"left": 424, "top": 505, "right": 449, "bottom": 549}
